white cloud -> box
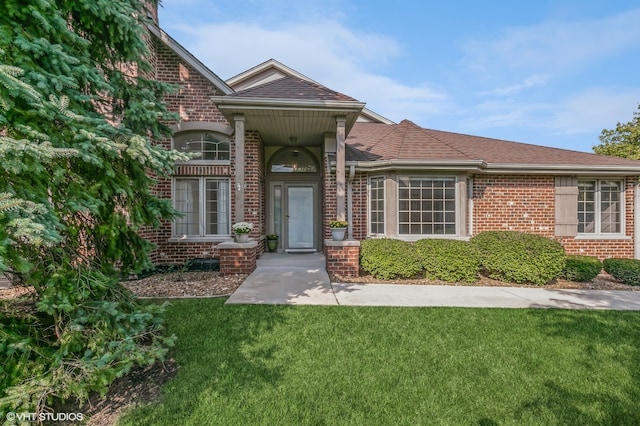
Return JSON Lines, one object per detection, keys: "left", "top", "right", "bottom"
{"left": 477, "top": 74, "right": 551, "bottom": 97}
{"left": 460, "top": 88, "right": 640, "bottom": 139}
{"left": 462, "top": 8, "right": 640, "bottom": 75}
{"left": 549, "top": 88, "right": 640, "bottom": 135}
{"left": 163, "top": 19, "right": 450, "bottom": 123}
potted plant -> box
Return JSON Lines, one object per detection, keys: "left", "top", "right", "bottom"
{"left": 266, "top": 234, "right": 279, "bottom": 252}
{"left": 232, "top": 222, "right": 253, "bottom": 243}
{"left": 329, "top": 220, "right": 348, "bottom": 241}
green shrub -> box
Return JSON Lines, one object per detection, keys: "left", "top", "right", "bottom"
{"left": 414, "top": 239, "right": 479, "bottom": 283}
{"left": 603, "top": 258, "right": 640, "bottom": 286}
{"left": 471, "top": 231, "right": 566, "bottom": 285}
{"left": 360, "top": 239, "right": 422, "bottom": 280}
{"left": 560, "top": 255, "right": 602, "bottom": 282}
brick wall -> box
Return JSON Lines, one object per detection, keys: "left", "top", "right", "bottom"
{"left": 219, "top": 243, "right": 257, "bottom": 275}
{"left": 472, "top": 174, "right": 637, "bottom": 260}
{"left": 472, "top": 175, "right": 556, "bottom": 237}
{"left": 325, "top": 242, "right": 360, "bottom": 277}
{"left": 242, "top": 131, "right": 265, "bottom": 253}
{"left": 322, "top": 155, "right": 337, "bottom": 240}
{"left": 146, "top": 34, "right": 265, "bottom": 265}
{"left": 559, "top": 177, "right": 636, "bottom": 259}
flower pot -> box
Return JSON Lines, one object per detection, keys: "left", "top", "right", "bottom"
{"left": 331, "top": 227, "right": 346, "bottom": 241}
{"left": 266, "top": 239, "right": 278, "bottom": 252}
{"left": 235, "top": 233, "right": 249, "bottom": 243}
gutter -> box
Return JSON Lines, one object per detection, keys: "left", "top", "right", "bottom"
{"left": 482, "top": 163, "right": 640, "bottom": 176}
{"left": 341, "top": 160, "right": 640, "bottom": 176}
{"left": 211, "top": 96, "right": 366, "bottom": 111}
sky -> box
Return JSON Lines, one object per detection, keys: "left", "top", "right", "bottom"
{"left": 157, "top": 0, "right": 640, "bottom": 153}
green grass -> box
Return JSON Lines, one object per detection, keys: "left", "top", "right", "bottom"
{"left": 120, "top": 300, "right": 640, "bottom": 425}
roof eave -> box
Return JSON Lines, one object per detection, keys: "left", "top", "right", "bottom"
{"left": 211, "top": 96, "right": 366, "bottom": 112}
{"left": 148, "top": 24, "right": 234, "bottom": 95}
{"left": 482, "top": 163, "right": 640, "bottom": 175}
{"left": 346, "top": 160, "right": 640, "bottom": 175}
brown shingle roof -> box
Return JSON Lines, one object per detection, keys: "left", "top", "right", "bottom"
{"left": 346, "top": 120, "right": 472, "bottom": 162}
{"left": 346, "top": 120, "right": 640, "bottom": 167}
{"left": 228, "top": 76, "right": 359, "bottom": 102}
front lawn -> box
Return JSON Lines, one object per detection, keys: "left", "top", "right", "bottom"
{"left": 121, "top": 300, "right": 640, "bottom": 425}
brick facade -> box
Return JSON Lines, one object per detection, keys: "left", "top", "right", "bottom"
{"left": 472, "top": 175, "right": 556, "bottom": 237}
{"left": 558, "top": 177, "right": 637, "bottom": 259}
{"left": 143, "top": 25, "right": 639, "bottom": 272}
{"left": 147, "top": 34, "right": 265, "bottom": 266}
{"left": 325, "top": 241, "right": 360, "bottom": 277}
{"left": 219, "top": 241, "right": 258, "bottom": 275}
{"left": 470, "top": 174, "right": 636, "bottom": 260}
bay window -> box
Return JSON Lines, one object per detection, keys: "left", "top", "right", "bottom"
{"left": 398, "top": 177, "right": 457, "bottom": 235}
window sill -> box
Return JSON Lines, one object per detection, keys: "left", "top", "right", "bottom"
{"left": 168, "top": 236, "right": 233, "bottom": 243}
{"left": 383, "top": 235, "right": 471, "bottom": 242}
{"left": 175, "top": 160, "right": 231, "bottom": 166}
{"left": 574, "top": 234, "right": 631, "bottom": 241}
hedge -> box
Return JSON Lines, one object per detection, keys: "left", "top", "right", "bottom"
{"left": 603, "top": 258, "right": 640, "bottom": 286}
{"left": 360, "top": 238, "right": 422, "bottom": 280}
{"left": 560, "top": 255, "right": 602, "bottom": 282}
{"left": 414, "top": 239, "right": 479, "bottom": 283}
{"left": 471, "top": 231, "right": 566, "bottom": 285}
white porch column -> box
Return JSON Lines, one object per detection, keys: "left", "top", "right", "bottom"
{"left": 234, "top": 114, "right": 245, "bottom": 222}
{"left": 336, "top": 116, "right": 346, "bottom": 221}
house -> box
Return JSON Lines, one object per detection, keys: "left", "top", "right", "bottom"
{"left": 142, "top": 8, "right": 640, "bottom": 276}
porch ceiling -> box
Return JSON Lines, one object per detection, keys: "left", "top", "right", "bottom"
{"left": 212, "top": 97, "right": 365, "bottom": 146}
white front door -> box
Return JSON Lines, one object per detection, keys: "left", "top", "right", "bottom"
{"left": 286, "top": 185, "right": 315, "bottom": 251}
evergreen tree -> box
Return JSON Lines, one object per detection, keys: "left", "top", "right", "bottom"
{"left": 0, "top": 0, "right": 188, "bottom": 414}
{"left": 593, "top": 104, "right": 640, "bottom": 159}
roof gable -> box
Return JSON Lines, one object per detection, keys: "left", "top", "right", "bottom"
{"left": 228, "top": 76, "right": 359, "bottom": 102}
{"left": 227, "top": 59, "right": 394, "bottom": 123}
{"left": 347, "top": 120, "right": 471, "bottom": 162}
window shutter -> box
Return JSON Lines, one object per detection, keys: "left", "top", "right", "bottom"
{"left": 555, "top": 176, "right": 578, "bottom": 237}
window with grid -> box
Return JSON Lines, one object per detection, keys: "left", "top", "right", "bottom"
{"left": 369, "top": 176, "right": 385, "bottom": 235}
{"left": 174, "top": 178, "right": 230, "bottom": 237}
{"left": 173, "top": 131, "right": 230, "bottom": 162}
{"left": 578, "top": 179, "right": 622, "bottom": 234}
{"left": 398, "top": 177, "right": 456, "bottom": 235}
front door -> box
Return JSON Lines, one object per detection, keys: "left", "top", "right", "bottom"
{"left": 286, "top": 184, "right": 315, "bottom": 251}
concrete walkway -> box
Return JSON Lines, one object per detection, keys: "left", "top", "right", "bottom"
{"left": 226, "top": 253, "right": 640, "bottom": 310}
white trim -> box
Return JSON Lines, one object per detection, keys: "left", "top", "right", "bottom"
{"left": 395, "top": 175, "right": 459, "bottom": 238}
{"left": 367, "top": 175, "right": 386, "bottom": 237}
{"left": 576, "top": 178, "right": 625, "bottom": 238}
{"left": 171, "top": 121, "right": 234, "bottom": 136}
{"left": 394, "top": 235, "right": 471, "bottom": 242}
{"left": 172, "top": 126, "right": 232, "bottom": 165}
{"left": 211, "top": 96, "right": 366, "bottom": 111}
{"left": 348, "top": 160, "right": 640, "bottom": 175}
{"left": 168, "top": 237, "right": 233, "bottom": 243}
{"left": 172, "top": 177, "right": 231, "bottom": 238}
{"left": 574, "top": 235, "right": 631, "bottom": 241}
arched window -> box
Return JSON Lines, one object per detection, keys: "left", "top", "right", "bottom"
{"left": 269, "top": 147, "right": 318, "bottom": 173}
{"left": 173, "top": 131, "right": 230, "bottom": 162}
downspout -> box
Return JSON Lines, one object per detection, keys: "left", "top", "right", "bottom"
{"left": 347, "top": 164, "right": 355, "bottom": 240}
